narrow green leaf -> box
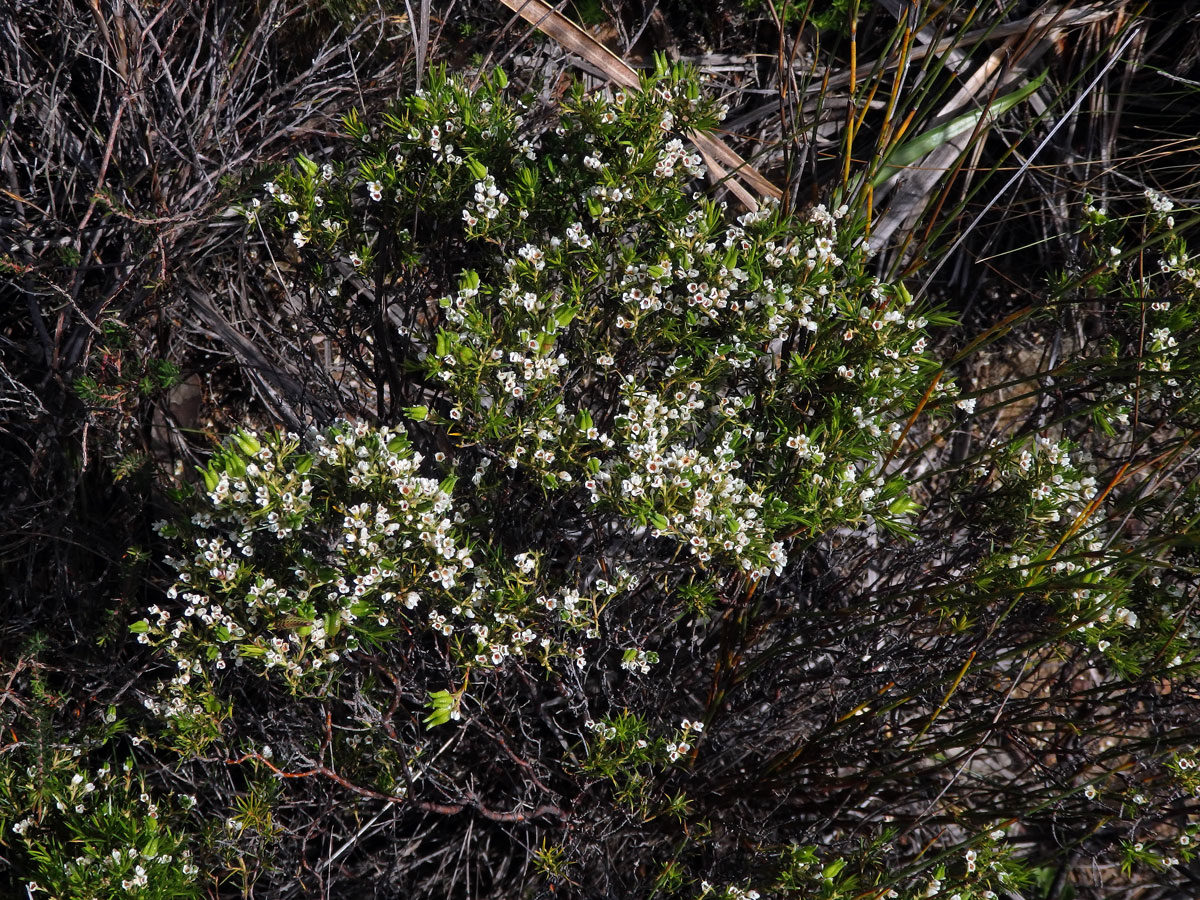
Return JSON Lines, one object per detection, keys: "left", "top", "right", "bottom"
{"left": 872, "top": 70, "right": 1048, "bottom": 189}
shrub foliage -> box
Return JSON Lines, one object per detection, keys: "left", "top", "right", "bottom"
{"left": 5, "top": 6, "right": 1200, "bottom": 900}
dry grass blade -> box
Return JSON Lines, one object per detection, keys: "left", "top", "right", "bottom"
{"left": 495, "top": 0, "right": 780, "bottom": 206}
{"left": 911, "top": 21, "right": 1145, "bottom": 303}
{"left": 821, "top": 2, "right": 1123, "bottom": 93}
{"left": 497, "top": 0, "right": 640, "bottom": 88}
{"left": 870, "top": 38, "right": 1031, "bottom": 251}
{"left": 404, "top": 0, "right": 433, "bottom": 82}
{"left": 870, "top": 3, "right": 1122, "bottom": 258}
{"left": 691, "top": 126, "right": 783, "bottom": 201}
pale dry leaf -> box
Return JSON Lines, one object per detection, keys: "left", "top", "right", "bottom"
{"left": 496, "top": 0, "right": 781, "bottom": 206}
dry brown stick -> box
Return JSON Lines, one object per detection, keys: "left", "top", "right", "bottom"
{"left": 227, "top": 751, "right": 568, "bottom": 822}
{"left": 404, "top": 0, "right": 433, "bottom": 81}
{"left": 495, "top": 0, "right": 781, "bottom": 206}
{"left": 76, "top": 94, "right": 128, "bottom": 234}
{"left": 182, "top": 278, "right": 320, "bottom": 431}
{"left": 500, "top": 0, "right": 639, "bottom": 88}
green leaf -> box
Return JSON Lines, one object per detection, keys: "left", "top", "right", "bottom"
{"left": 822, "top": 858, "right": 847, "bottom": 880}
{"left": 465, "top": 158, "right": 488, "bottom": 181}
{"left": 423, "top": 708, "right": 451, "bottom": 728}
{"left": 342, "top": 107, "right": 368, "bottom": 141}
{"left": 235, "top": 430, "right": 261, "bottom": 457}
{"left": 405, "top": 406, "right": 429, "bottom": 421}
{"left": 872, "top": 70, "right": 1049, "bottom": 189}
{"left": 423, "top": 690, "right": 455, "bottom": 729}
{"left": 225, "top": 452, "right": 246, "bottom": 478}
{"left": 129, "top": 619, "right": 150, "bottom": 634}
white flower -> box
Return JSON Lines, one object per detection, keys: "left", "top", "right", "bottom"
{"left": 786, "top": 433, "right": 811, "bottom": 453}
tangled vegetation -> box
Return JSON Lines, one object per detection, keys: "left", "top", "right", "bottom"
{"left": 4, "top": 2, "right": 1200, "bottom": 898}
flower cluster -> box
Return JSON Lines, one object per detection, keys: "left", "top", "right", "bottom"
{"left": 992, "top": 435, "right": 1098, "bottom": 525}
{"left": 581, "top": 711, "right": 707, "bottom": 801}
{"left": 1, "top": 750, "right": 198, "bottom": 900}
{"left": 136, "top": 422, "right": 614, "bottom": 739}
{"left": 600, "top": 385, "right": 785, "bottom": 576}
{"left": 257, "top": 61, "right": 956, "bottom": 590}
{"left": 224, "top": 58, "right": 1156, "bottom": 900}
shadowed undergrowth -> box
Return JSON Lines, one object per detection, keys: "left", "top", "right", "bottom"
{"left": 3, "top": 2, "right": 1200, "bottom": 898}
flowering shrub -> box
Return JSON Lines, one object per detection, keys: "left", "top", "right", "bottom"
{"left": 260, "top": 62, "right": 961, "bottom": 567}
{"left": 0, "top": 690, "right": 200, "bottom": 900}
{"left": 135, "top": 420, "right": 619, "bottom": 742}
{"left": 96, "top": 62, "right": 1200, "bottom": 899}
